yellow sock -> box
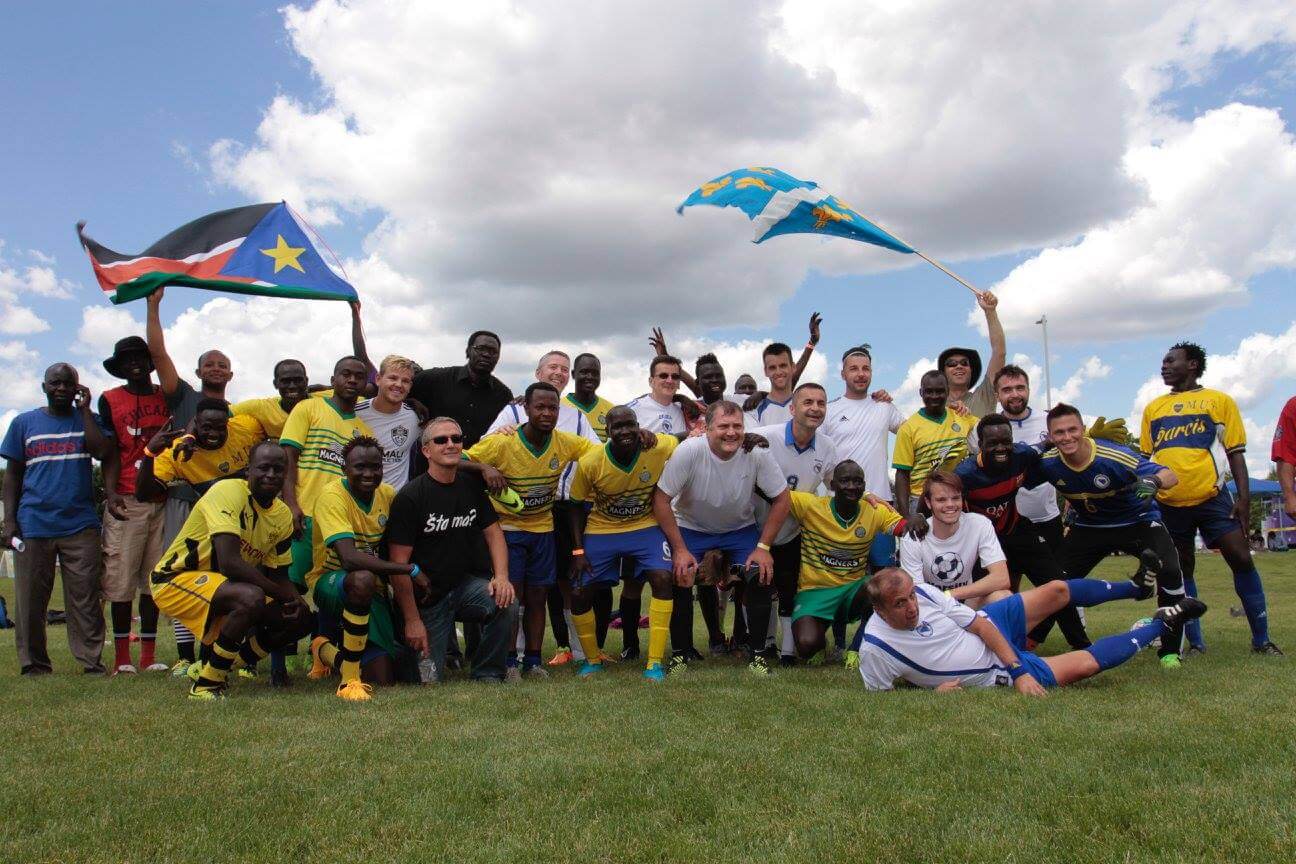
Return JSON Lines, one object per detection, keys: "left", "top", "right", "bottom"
{"left": 340, "top": 607, "right": 370, "bottom": 683}
{"left": 233, "top": 635, "right": 266, "bottom": 670}
{"left": 572, "top": 610, "right": 600, "bottom": 663}
{"left": 318, "top": 639, "right": 340, "bottom": 669}
{"left": 648, "top": 597, "right": 673, "bottom": 667}
{"left": 197, "top": 639, "right": 238, "bottom": 689}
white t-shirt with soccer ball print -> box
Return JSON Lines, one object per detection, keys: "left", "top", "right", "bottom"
{"left": 898, "top": 512, "right": 1005, "bottom": 590}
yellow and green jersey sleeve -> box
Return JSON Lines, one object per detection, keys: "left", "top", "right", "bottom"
{"left": 279, "top": 397, "right": 374, "bottom": 515}
{"left": 792, "top": 491, "right": 902, "bottom": 589}
{"left": 465, "top": 429, "right": 595, "bottom": 532}
{"left": 573, "top": 434, "right": 679, "bottom": 534}
{"left": 892, "top": 409, "right": 977, "bottom": 495}
{"left": 305, "top": 477, "right": 395, "bottom": 590}
{"left": 152, "top": 479, "right": 293, "bottom": 582}
{"left": 565, "top": 394, "right": 617, "bottom": 442}
{"left": 1141, "top": 388, "right": 1245, "bottom": 507}
{"left": 152, "top": 415, "right": 265, "bottom": 486}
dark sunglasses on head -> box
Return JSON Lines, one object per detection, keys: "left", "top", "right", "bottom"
{"left": 656, "top": 372, "right": 682, "bottom": 380}
{"left": 431, "top": 434, "right": 464, "bottom": 445}
{"left": 944, "top": 358, "right": 971, "bottom": 368}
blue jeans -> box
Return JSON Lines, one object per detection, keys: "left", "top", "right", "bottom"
{"left": 417, "top": 577, "right": 518, "bottom": 681}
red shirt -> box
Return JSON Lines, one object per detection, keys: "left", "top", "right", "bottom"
{"left": 1273, "top": 397, "right": 1296, "bottom": 466}
{"left": 99, "top": 385, "right": 170, "bottom": 494}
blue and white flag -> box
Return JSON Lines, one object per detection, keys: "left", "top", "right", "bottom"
{"left": 677, "top": 167, "right": 914, "bottom": 253}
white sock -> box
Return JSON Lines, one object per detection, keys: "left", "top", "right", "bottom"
{"left": 780, "top": 615, "right": 794, "bottom": 656}
{"left": 565, "top": 609, "right": 585, "bottom": 659}
{"left": 515, "top": 610, "right": 526, "bottom": 653}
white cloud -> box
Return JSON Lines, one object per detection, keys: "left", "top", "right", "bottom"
{"left": 1054, "top": 356, "right": 1113, "bottom": 404}
{"left": 1244, "top": 418, "right": 1277, "bottom": 478}
{"left": 991, "top": 103, "right": 1296, "bottom": 340}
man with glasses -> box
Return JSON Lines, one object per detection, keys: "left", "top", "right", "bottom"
{"left": 628, "top": 355, "right": 688, "bottom": 435}
{"left": 938, "top": 291, "right": 1005, "bottom": 418}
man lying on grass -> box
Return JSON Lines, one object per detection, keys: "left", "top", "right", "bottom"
{"left": 858, "top": 565, "right": 1206, "bottom": 695}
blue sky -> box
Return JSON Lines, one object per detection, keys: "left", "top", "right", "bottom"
{"left": 2, "top": 3, "right": 1294, "bottom": 476}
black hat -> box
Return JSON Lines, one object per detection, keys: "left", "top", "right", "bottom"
{"left": 937, "top": 347, "right": 982, "bottom": 388}
{"left": 103, "top": 336, "right": 154, "bottom": 379}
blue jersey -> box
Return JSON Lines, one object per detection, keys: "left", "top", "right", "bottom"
{"left": 1036, "top": 440, "right": 1161, "bottom": 528}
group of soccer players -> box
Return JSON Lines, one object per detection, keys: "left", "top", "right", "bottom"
{"left": 9, "top": 287, "right": 1284, "bottom": 702}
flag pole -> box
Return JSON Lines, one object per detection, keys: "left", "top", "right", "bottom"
{"left": 845, "top": 206, "right": 984, "bottom": 297}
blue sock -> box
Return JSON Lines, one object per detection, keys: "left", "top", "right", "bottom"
{"left": 1183, "top": 576, "right": 1204, "bottom": 648}
{"left": 505, "top": 654, "right": 518, "bottom": 669}
{"left": 1233, "top": 568, "right": 1270, "bottom": 647}
{"left": 523, "top": 649, "right": 541, "bottom": 670}
{"left": 1087, "top": 622, "right": 1164, "bottom": 671}
{"left": 1065, "top": 578, "right": 1139, "bottom": 606}
{"left": 848, "top": 619, "right": 867, "bottom": 652}
{"left": 270, "top": 650, "right": 286, "bottom": 674}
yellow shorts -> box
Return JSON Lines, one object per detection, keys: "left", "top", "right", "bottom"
{"left": 152, "top": 571, "right": 227, "bottom": 642}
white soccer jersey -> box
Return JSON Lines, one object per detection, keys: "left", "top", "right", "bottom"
{"left": 657, "top": 435, "right": 787, "bottom": 534}
{"left": 356, "top": 400, "right": 420, "bottom": 491}
{"left": 627, "top": 394, "right": 687, "bottom": 436}
{"left": 488, "top": 400, "right": 600, "bottom": 498}
{"left": 821, "top": 395, "right": 906, "bottom": 502}
{"left": 744, "top": 395, "right": 792, "bottom": 428}
{"left": 898, "top": 512, "right": 1005, "bottom": 589}
{"left": 1003, "top": 407, "right": 1060, "bottom": 523}
{"left": 859, "top": 585, "right": 1009, "bottom": 690}
{"left": 750, "top": 422, "right": 839, "bottom": 545}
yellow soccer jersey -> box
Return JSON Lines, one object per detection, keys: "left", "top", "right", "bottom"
{"left": 233, "top": 391, "right": 331, "bottom": 440}
{"left": 305, "top": 477, "right": 395, "bottom": 590}
{"left": 790, "top": 491, "right": 903, "bottom": 590}
{"left": 465, "top": 429, "right": 596, "bottom": 532}
{"left": 1141, "top": 387, "right": 1245, "bottom": 507}
{"left": 279, "top": 397, "right": 373, "bottom": 515}
{"left": 570, "top": 434, "right": 680, "bottom": 534}
{"left": 565, "top": 393, "right": 617, "bottom": 442}
{"left": 152, "top": 415, "right": 265, "bottom": 491}
{"left": 892, "top": 408, "right": 977, "bottom": 495}
{"left": 151, "top": 478, "right": 293, "bottom": 583}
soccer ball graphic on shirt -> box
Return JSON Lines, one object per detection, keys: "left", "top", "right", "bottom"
{"left": 929, "top": 552, "right": 964, "bottom": 587}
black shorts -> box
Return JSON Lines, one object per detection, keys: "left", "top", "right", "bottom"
{"left": 1059, "top": 521, "right": 1184, "bottom": 598}
{"left": 1001, "top": 525, "right": 1063, "bottom": 591}
{"left": 772, "top": 536, "right": 802, "bottom": 613}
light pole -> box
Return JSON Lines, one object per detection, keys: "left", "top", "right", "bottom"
{"left": 1036, "top": 315, "right": 1052, "bottom": 408}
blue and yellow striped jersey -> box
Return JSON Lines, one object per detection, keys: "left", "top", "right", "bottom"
{"left": 1140, "top": 388, "right": 1244, "bottom": 508}
{"left": 1036, "top": 439, "right": 1162, "bottom": 527}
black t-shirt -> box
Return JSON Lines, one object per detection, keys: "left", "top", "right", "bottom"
{"left": 385, "top": 470, "right": 500, "bottom": 603}
{"left": 408, "top": 365, "right": 512, "bottom": 449}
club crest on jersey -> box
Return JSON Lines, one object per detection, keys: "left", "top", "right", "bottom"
{"left": 218, "top": 461, "right": 230, "bottom": 473}
{"left": 952, "top": 422, "right": 962, "bottom": 432}
{"left": 813, "top": 459, "right": 824, "bottom": 474}
{"left": 597, "top": 413, "right": 607, "bottom": 425}
{"left": 916, "top": 621, "right": 934, "bottom": 637}
{"left": 548, "top": 456, "right": 560, "bottom": 470}
{"left": 1094, "top": 474, "right": 1111, "bottom": 489}
{"left": 391, "top": 425, "right": 410, "bottom": 447}
{"left": 639, "top": 469, "right": 651, "bottom": 482}
{"left": 854, "top": 526, "right": 867, "bottom": 538}
{"left": 378, "top": 514, "right": 388, "bottom": 527}
{"left": 786, "top": 475, "right": 799, "bottom": 490}
{"left": 1173, "top": 403, "right": 1183, "bottom": 412}
{"left": 194, "top": 574, "right": 209, "bottom": 586}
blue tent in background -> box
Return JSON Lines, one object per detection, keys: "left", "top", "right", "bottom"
{"left": 1228, "top": 479, "right": 1282, "bottom": 496}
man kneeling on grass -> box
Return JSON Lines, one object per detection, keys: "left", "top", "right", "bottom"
{"left": 307, "top": 436, "right": 414, "bottom": 701}
{"left": 859, "top": 566, "right": 1206, "bottom": 694}
{"left": 150, "top": 442, "right": 313, "bottom": 701}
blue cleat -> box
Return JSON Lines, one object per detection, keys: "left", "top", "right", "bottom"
{"left": 642, "top": 662, "right": 666, "bottom": 681}
{"left": 576, "top": 661, "right": 604, "bottom": 677}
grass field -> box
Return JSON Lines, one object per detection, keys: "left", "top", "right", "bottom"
{"left": 1, "top": 553, "right": 1293, "bottom": 864}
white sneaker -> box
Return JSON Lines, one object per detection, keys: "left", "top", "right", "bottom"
{"left": 115, "top": 663, "right": 138, "bottom": 675}
{"left": 143, "top": 662, "right": 169, "bottom": 672}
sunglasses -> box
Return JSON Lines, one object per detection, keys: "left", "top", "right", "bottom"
{"left": 944, "top": 358, "right": 971, "bottom": 368}
{"left": 430, "top": 434, "right": 464, "bottom": 445}
{"left": 655, "top": 372, "right": 682, "bottom": 380}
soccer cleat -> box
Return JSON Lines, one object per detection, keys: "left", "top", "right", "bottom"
{"left": 642, "top": 662, "right": 666, "bottom": 682}
{"left": 115, "top": 663, "right": 138, "bottom": 675}
{"left": 596, "top": 652, "right": 617, "bottom": 664}
{"left": 524, "top": 664, "right": 550, "bottom": 680}
{"left": 170, "top": 660, "right": 191, "bottom": 678}
{"left": 308, "top": 636, "right": 333, "bottom": 680}
{"left": 1185, "top": 644, "right": 1207, "bottom": 655}
{"left": 577, "top": 661, "right": 604, "bottom": 677}
{"left": 683, "top": 647, "right": 704, "bottom": 663}
{"left": 237, "top": 666, "right": 258, "bottom": 680}
{"left": 336, "top": 679, "right": 374, "bottom": 701}
{"left": 667, "top": 654, "right": 690, "bottom": 677}
{"left": 779, "top": 654, "right": 797, "bottom": 668}
{"left": 843, "top": 650, "right": 860, "bottom": 670}
{"left": 186, "top": 661, "right": 201, "bottom": 683}
{"left": 547, "top": 648, "right": 574, "bottom": 667}
{"left": 1152, "top": 596, "right": 1208, "bottom": 630}
{"left": 1129, "top": 549, "right": 1160, "bottom": 600}
{"left": 1252, "top": 641, "right": 1284, "bottom": 656}
{"left": 747, "top": 655, "right": 772, "bottom": 676}
{"left": 144, "top": 662, "right": 170, "bottom": 673}
{"left": 1159, "top": 654, "right": 1182, "bottom": 670}
{"left": 619, "top": 645, "right": 641, "bottom": 662}
{"left": 824, "top": 647, "right": 844, "bottom": 666}
{"left": 708, "top": 640, "right": 730, "bottom": 657}
{"left": 504, "top": 666, "right": 522, "bottom": 683}
{"left": 187, "top": 684, "right": 226, "bottom": 702}
{"left": 270, "top": 668, "right": 291, "bottom": 688}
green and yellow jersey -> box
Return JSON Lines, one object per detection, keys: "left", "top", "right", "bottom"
{"left": 1140, "top": 387, "right": 1245, "bottom": 508}
{"left": 565, "top": 393, "right": 617, "bottom": 442}
{"left": 279, "top": 397, "right": 373, "bottom": 515}
{"left": 305, "top": 476, "right": 395, "bottom": 591}
{"left": 570, "top": 434, "right": 679, "bottom": 534}
{"left": 151, "top": 478, "right": 293, "bottom": 583}
{"left": 892, "top": 408, "right": 977, "bottom": 495}
{"left": 152, "top": 414, "right": 264, "bottom": 492}
{"left": 790, "top": 490, "right": 903, "bottom": 590}
{"left": 464, "top": 429, "right": 596, "bottom": 532}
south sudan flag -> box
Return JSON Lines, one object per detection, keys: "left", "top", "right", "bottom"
{"left": 77, "top": 202, "right": 358, "bottom": 305}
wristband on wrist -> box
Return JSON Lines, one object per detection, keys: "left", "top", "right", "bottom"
{"left": 756, "top": 542, "right": 771, "bottom": 552}
{"left": 1008, "top": 663, "right": 1027, "bottom": 681}
{"left": 142, "top": 445, "right": 159, "bottom": 459}
{"left": 409, "top": 563, "right": 420, "bottom": 578}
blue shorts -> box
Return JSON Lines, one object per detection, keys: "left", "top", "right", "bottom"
{"left": 983, "top": 593, "right": 1058, "bottom": 688}
{"left": 505, "top": 530, "right": 556, "bottom": 588}
{"left": 583, "top": 527, "right": 671, "bottom": 588}
{"left": 869, "top": 531, "right": 897, "bottom": 568}
{"left": 1160, "top": 488, "right": 1242, "bottom": 547}
{"left": 677, "top": 524, "right": 760, "bottom": 564}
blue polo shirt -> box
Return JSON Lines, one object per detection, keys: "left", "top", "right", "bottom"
{"left": 0, "top": 408, "right": 110, "bottom": 538}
